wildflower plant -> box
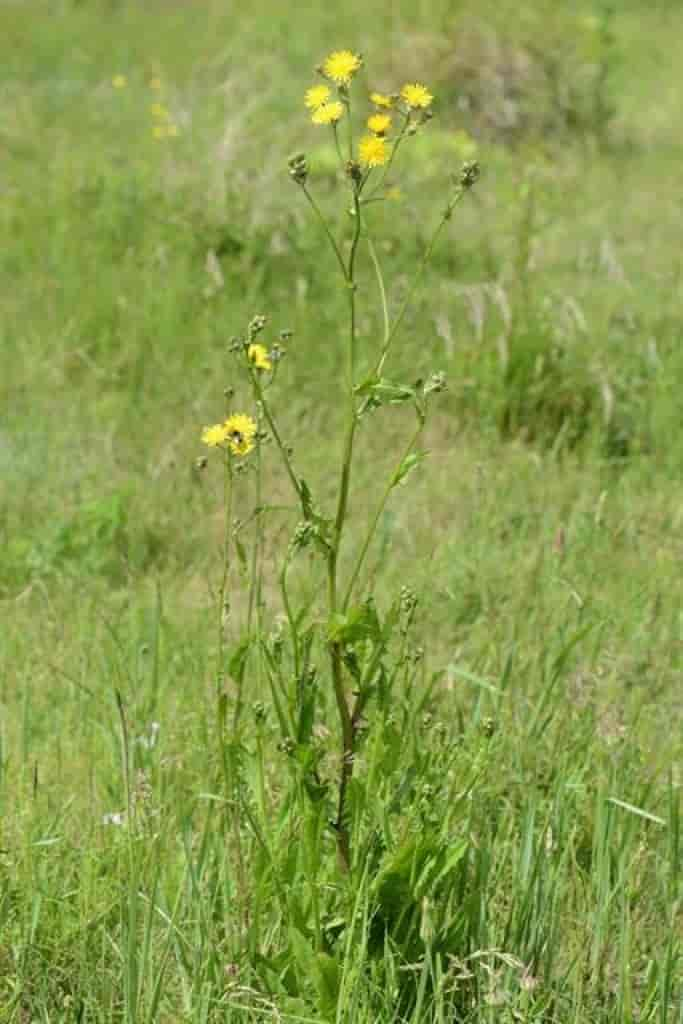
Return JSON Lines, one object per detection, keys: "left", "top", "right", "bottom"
{"left": 200, "top": 50, "right": 479, "bottom": 888}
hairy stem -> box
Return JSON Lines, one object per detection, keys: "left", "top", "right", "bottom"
{"left": 327, "top": 186, "right": 364, "bottom": 872}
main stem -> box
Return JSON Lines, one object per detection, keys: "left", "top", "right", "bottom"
{"left": 215, "top": 456, "right": 247, "bottom": 925}
{"left": 327, "top": 187, "right": 363, "bottom": 873}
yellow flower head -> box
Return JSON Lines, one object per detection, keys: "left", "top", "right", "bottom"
{"left": 201, "top": 423, "right": 229, "bottom": 448}
{"left": 304, "top": 84, "right": 331, "bottom": 110}
{"left": 311, "top": 101, "right": 344, "bottom": 126}
{"left": 367, "top": 112, "right": 392, "bottom": 136}
{"left": 112, "top": 74, "right": 127, "bottom": 89}
{"left": 370, "top": 91, "right": 394, "bottom": 109}
{"left": 358, "top": 134, "right": 388, "bottom": 167}
{"left": 224, "top": 413, "right": 257, "bottom": 456}
{"left": 322, "top": 50, "right": 362, "bottom": 86}
{"left": 248, "top": 343, "right": 272, "bottom": 371}
{"left": 401, "top": 82, "right": 433, "bottom": 109}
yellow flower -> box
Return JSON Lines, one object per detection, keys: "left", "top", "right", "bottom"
{"left": 359, "top": 134, "right": 388, "bottom": 167}
{"left": 322, "top": 50, "right": 362, "bottom": 86}
{"left": 304, "top": 84, "right": 331, "bottom": 110}
{"left": 248, "top": 344, "right": 272, "bottom": 371}
{"left": 370, "top": 91, "right": 393, "bottom": 109}
{"left": 367, "top": 113, "right": 392, "bottom": 136}
{"left": 201, "top": 423, "right": 229, "bottom": 448}
{"left": 223, "top": 413, "right": 257, "bottom": 456}
{"left": 112, "top": 74, "right": 127, "bottom": 89}
{"left": 401, "top": 82, "right": 433, "bottom": 109}
{"left": 311, "top": 101, "right": 344, "bottom": 125}
{"left": 150, "top": 102, "right": 170, "bottom": 120}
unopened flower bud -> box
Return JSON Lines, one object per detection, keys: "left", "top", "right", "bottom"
{"left": 460, "top": 160, "right": 480, "bottom": 189}
{"left": 288, "top": 152, "right": 308, "bottom": 185}
{"left": 400, "top": 585, "right": 419, "bottom": 614}
{"left": 345, "top": 160, "right": 362, "bottom": 186}
{"left": 248, "top": 314, "right": 267, "bottom": 338}
{"left": 424, "top": 371, "right": 447, "bottom": 396}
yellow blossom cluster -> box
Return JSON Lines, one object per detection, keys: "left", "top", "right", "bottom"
{"left": 201, "top": 414, "right": 257, "bottom": 457}
{"left": 303, "top": 51, "right": 435, "bottom": 172}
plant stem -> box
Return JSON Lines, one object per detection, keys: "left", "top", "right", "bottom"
{"left": 301, "top": 185, "right": 348, "bottom": 283}
{"left": 327, "top": 186, "right": 363, "bottom": 873}
{"left": 246, "top": 414, "right": 262, "bottom": 635}
{"left": 279, "top": 556, "right": 300, "bottom": 680}
{"left": 213, "top": 455, "right": 247, "bottom": 926}
{"left": 367, "top": 234, "right": 390, "bottom": 346}
{"left": 217, "top": 453, "right": 233, "bottom": 679}
{"left": 375, "top": 190, "right": 467, "bottom": 376}
{"left": 332, "top": 122, "right": 345, "bottom": 170}
{"left": 342, "top": 421, "right": 422, "bottom": 610}
{"left": 247, "top": 366, "right": 305, "bottom": 515}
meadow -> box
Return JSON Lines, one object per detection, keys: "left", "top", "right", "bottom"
{"left": 1, "top": 0, "right": 681, "bottom": 1020}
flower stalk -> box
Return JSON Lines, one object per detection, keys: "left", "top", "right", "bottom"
{"left": 201, "top": 50, "right": 478, "bottom": 879}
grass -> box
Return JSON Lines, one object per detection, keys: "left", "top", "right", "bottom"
{"left": 1, "top": 0, "right": 681, "bottom": 1020}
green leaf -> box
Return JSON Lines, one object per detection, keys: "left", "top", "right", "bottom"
{"left": 299, "top": 478, "right": 315, "bottom": 520}
{"left": 391, "top": 450, "right": 428, "bottom": 489}
{"left": 312, "top": 952, "right": 340, "bottom": 1018}
{"left": 296, "top": 666, "right": 317, "bottom": 746}
{"left": 227, "top": 637, "right": 251, "bottom": 683}
{"left": 328, "top": 601, "right": 382, "bottom": 646}
{"left": 233, "top": 531, "right": 248, "bottom": 572}
{"left": 356, "top": 375, "right": 416, "bottom": 406}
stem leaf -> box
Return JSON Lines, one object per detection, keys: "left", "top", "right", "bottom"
{"left": 355, "top": 375, "right": 417, "bottom": 411}
{"left": 391, "top": 450, "right": 429, "bottom": 489}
